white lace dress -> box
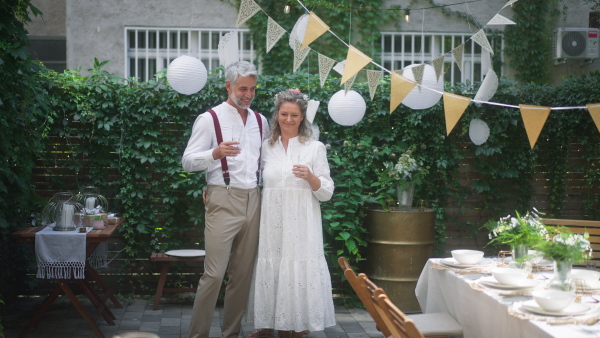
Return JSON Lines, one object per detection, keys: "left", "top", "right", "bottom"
{"left": 252, "top": 136, "right": 336, "bottom": 331}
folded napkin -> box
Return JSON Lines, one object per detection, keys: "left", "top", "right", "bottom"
{"left": 35, "top": 226, "right": 91, "bottom": 279}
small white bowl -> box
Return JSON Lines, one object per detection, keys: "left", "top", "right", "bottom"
{"left": 451, "top": 249, "right": 484, "bottom": 265}
{"left": 571, "top": 269, "right": 600, "bottom": 286}
{"left": 492, "top": 267, "right": 528, "bottom": 286}
{"left": 532, "top": 289, "right": 576, "bottom": 312}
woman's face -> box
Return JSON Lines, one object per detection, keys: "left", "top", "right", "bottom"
{"left": 277, "top": 101, "right": 304, "bottom": 135}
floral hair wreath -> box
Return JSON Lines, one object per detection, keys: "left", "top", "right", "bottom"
{"left": 273, "top": 88, "right": 310, "bottom": 104}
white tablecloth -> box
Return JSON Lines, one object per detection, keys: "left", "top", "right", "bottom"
{"left": 415, "top": 259, "right": 600, "bottom": 338}
{"left": 35, "top": 226, "right": 91, "bottom": 279}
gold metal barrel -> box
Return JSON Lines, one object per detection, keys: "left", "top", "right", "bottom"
{"left": 365, "top": 209, "right": 435, "bottom": 312}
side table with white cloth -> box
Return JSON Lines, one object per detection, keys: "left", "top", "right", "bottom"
{"left": 13, "top": 217, "right": 126, "bottom": 338}
{"left": 416, "top": 258, "right": 600, "bottom": 338}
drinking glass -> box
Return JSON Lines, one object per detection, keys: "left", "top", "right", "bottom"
{"left": 231, "top": 127, "right": 241, "bottom": 161}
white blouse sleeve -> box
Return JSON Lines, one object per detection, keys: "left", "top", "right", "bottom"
{"left": 311, "top": 142, "right": 334, "bottom": 202}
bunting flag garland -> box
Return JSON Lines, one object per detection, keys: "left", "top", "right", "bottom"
{"left": 432, "top": 55, "right": 445, "bottom": 82}
{"left": 302, "top": 12, "right": 330, "bottom": 49}
{"left": 366, "top": 70, "right": 382, "bottom": 100}
{"left": 519, "top": 104, "right": 551, "bottom": 149}
{"left": 411, "top": 64, "right": 425, "bottom": 92}
{"left": 474, "top": 69, "right": 499, "bottom": 102}
{"left": 293, "top": 40, "right": 311, "bottom": 73}
{"left": 318, "top": 53, "right": 336, "bottom": 87}
{"left": 452, "top": 44, "right": 464, "bottom": 72}
{"left": 307, "top": 99, "right": 320, "bottom": 124}
{"left": 502, "top": 0, "right": 519, "bottom": 9}
{"left": 443, "top": 93, "right": 472, "bottom": 135}
{"left": 487, "top": 13, "right": 516, "bottom": 25}
{"left": 471, "top": 29, "right": 494, "bottom": 55}
{"left": 587, "top": 103, "right": 600, "bottom": 133}
{"left": 344, "top": 74, "right": 357, "bottom": 93}
{"left": 266, "top": 17, "right": 286, "bottom": 53}
{"left": 341, "top": 45, "right": 372, "bottom": 85}
{"left": 390, "top": 72, "right": 416, "bottom": 113}
{"left": 333, "top": 60, "right": 345, "bottom": 75}
{"left": 236, "top": 0, "right": 261, "bottom": 26}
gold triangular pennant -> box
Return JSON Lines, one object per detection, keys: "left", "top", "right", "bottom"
{"left": 366, "top": 70, "right": 382, "bottom": 100}
{"left": 301, "top": 12, "right": 330, "bottom": 49}
{"left": 318, "top": 53, "right": 336, "bottom": 87}
{"left": 587, "top": 103, "right": 600, "bottom": 133}
{"left": 390, "top": 72, "right": 416, "bottom": 113}
{"left": 432, "top": 56, "right": 445, "bottom": 82}
{"left": 443, "top": 93, "right": 472, "bottom": 135}
{"left": 452, "top": 44, "right": 464, "bottom": 72}
{"left": 236, "top": 0, "right": 261, "bottom": 26}
{"left": 266, "top": 17, "right": 286, "bottom": 53}
{"left": 471, "top": 29, "right": 494, "bottom": 55}
{"left": 341, "top": 45, "right": 372, "bottom": 85}
{"left": 519, "top": 104, "right": 551, "bottom": 149}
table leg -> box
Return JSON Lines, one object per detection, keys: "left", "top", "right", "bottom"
{"left": 153, "top": 261, "right": 171, "bottom": 310}
{"left": 57, "top": 279, "right": 106, "bottom": 338}
{"left": 85, "top": 261, "right": 123, "bottom": 308}
{"left": 18, "top": 285, "right": 61, "bottom": 338}
{"left": 77, "top": 279, "right": 115, "bottom": 325}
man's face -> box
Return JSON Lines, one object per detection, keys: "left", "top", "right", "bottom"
{"left": 226, "top": 76, "right": 256, "bottom": 110}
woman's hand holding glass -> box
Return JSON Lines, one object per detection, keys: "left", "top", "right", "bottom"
{"left": 291, "top": 154, "right": 311, "bottom": 180}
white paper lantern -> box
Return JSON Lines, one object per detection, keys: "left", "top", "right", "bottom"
{"left": 218, "top": 32, "right": 239, "bottom": 68}
{"left": 401, "top": 64, "right": 443, "bottom": 110}
{"left": 289, "top": 14, "right": 309, "bottom": 50}
{"left": 469, "top": 119, "right": 490, "bottom": 145}
{"left": 167, "top": 55, "right": 208, "bottom": 95}
{"left": 328, "top": 90, "right": 366, "bottom": 126}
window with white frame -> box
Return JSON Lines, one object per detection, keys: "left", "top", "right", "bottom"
{"left": 125, "top": 27, "right": 255, "bottom": 82}
{"left": 379, "top": 32, "right": 502, "bottom": 85}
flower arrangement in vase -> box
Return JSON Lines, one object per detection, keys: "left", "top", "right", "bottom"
{"left": 485, "top": 209, "right": 549, "bottom": 260}
{"left": 383, "top": 149, "right": 428, "bottom": 209}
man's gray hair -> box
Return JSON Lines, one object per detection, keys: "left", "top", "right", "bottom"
{"left": 225, "top": 61, "right": 258, "bottom": 85}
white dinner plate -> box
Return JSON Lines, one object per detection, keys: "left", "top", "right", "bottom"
{"left": 521, "top": 300, "right": 592, "bottom": 317}
{"left": 478, "top": 276, "right": 540, "bottom": 290}
{"left": 165, "top": 249, "right": 206, "bottom": 257}
{"left": 439, "top": 258, "right": 492, "bottom": 269}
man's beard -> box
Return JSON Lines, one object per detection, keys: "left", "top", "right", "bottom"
{"left": 231, "top": 92, "right": 253, "bottom": 109}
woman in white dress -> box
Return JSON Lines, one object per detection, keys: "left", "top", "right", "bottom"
{"left": 248, "top": 89, "right": 336, "bottom": 338}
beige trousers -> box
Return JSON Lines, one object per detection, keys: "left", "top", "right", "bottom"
{"left": 188, "top": 185, "right": 261, "bottom": 338}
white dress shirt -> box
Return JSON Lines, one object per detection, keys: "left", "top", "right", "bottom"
{"left": 182, "top": 102, "right": 269, "bottom": 189}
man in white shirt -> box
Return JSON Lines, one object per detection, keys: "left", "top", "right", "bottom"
{"left": 182, "top": 61, "right": 269, "bottom": 338}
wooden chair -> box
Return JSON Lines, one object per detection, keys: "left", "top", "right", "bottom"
{"left": 338, "top": 257, "right": 392, "bottom": 337}
{"left": 338, "top": 257, "right": 463, "bottom": 338}
{"left": 541, "top": 218, "right": 600, "bottom": 266}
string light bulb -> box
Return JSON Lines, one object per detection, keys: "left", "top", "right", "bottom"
{"left": 284, "top": 2, "right": 291, "bottom": 14}
{"left": 405, "top": 9, "right": 410, "bottom": 22}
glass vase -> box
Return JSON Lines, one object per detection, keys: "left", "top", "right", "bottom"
{"left": 549, "top": 260, "right": 573, "bottom": 291}
{"left": 511, "top": 244, "right": 528, "bottom": 260}
{"left": 396, "top": 182, "right": 415, "bottom": 210}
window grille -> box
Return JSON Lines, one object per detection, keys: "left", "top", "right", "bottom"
{"left": 125, "top": 27, "right": 254, "bottom": 82}
{"left": 379, "top": 32, "right": 502, "bottom": 85}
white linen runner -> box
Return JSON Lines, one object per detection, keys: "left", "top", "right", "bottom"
{"left": 35, "top": 226, "right": 91, "bottom": 279}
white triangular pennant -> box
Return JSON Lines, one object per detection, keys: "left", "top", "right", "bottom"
{"left": 293, "top": 40, "right": 310, "bottom": 73}
{"left": 266, "top": 17, "right": 286, "bottom": 53}
{"left": 487, "top": 14, "right": 516, "bottom": 25}
{"left": 366, "top": 70, "right": 381, "bottom": 100}
{"left": 307, "top": 100, "right": 320, "bottom": 124}
{"left": 432, "top": 55, "right": 445, "bottom": 82}
{"left": 471, "top": 29, "right": 494, "bottom": 55}
{"left": 344, "top": 74, "right": 357, "bottom": 93}
{"left": 318, "top": 53, "right": 336, "bottom": 87}
{"left": 452, "top": 44, "right": 464, "bottom": 72}
{"left": 236, "top": 0, "right": 261, "bottom": 26}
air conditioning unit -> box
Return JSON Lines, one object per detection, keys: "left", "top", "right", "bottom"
{"left": 553, "top": 28, "right": 599, "bottom": 60}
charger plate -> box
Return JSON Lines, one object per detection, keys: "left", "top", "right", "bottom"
{"left": 165, "top": 249, "right": 206, "bottom": 257}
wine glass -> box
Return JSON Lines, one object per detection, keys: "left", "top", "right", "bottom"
{"left": 231, "top": 127, "right": 241, "bottom": 161}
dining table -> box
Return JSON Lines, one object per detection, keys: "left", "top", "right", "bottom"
{"left": 415, "top": 257, "right": 600, "bottom": 338}
{"left": 12, "top": 217, "right": 126, "bottom": 338}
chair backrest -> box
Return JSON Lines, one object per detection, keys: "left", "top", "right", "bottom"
{"left": 338, "top": 257, "right": 392, "bottom": 337}
{"left": 359, "top": 274, "right": 425, "bottom": 338}
{"left": 541, "top": 218, "right": 600, "bottom": 265}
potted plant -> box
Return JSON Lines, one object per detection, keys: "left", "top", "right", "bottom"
{"left": 485, "top": 209, "right": 549, "bottom": 260}
{"left": 536, "top": 227, "right": 592, "bottom": 291}
{"left": 382, "top": 149, "right": 428, "bottom": 209}
{"left": 92, "top": 215, "right": 105, "bottom": 230}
